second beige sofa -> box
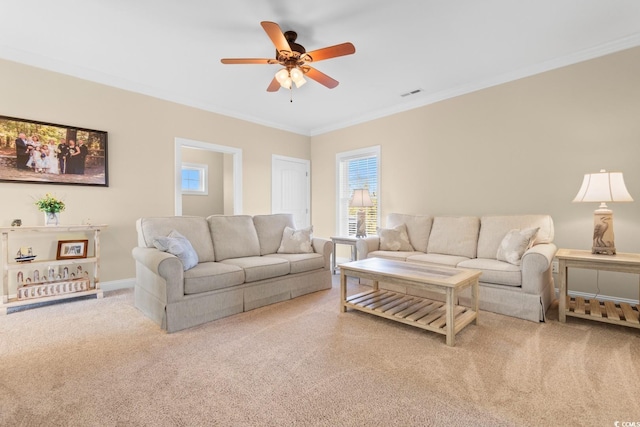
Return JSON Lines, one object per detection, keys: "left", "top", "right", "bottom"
{"left": 356, "top": 213, "right": 557, "bottom": 322}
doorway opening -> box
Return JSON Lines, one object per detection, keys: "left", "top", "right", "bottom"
{"left": 174, "top": 137, "right": 242, "bottom": 216}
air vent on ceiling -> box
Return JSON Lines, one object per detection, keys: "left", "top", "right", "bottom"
{"left": 400, "top": 89, "right": 423, "bottom": 97}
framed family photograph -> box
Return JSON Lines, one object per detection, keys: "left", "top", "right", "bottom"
{"left": 0, "top": 115, "right": 108, "bottom": 187}
{"left": 56, "top": 240, "right": 89, "bottom": 260}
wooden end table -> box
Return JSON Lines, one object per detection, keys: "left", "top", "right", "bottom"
{"left": 340, "top": 258, "right": 481, "bottom": 346}
{"left": 557, "top": 248, "right": 640, "bottom": 328}
{"left": 331, "top": 236, "right": 358, "bottom": 274}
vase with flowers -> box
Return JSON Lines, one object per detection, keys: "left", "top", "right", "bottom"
{"left": 34, "top": 193, "right": 65, "bottom": 226}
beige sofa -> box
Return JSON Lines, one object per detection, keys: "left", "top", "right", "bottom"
{"left": 132, "top": 214, "right": 332, "bottom": 332}
{"left": 356, "top": 213, "right": 557, "bottom": 322}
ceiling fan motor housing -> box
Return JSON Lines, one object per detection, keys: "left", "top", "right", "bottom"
{"left": 277, "top": 30, "right": 307, "bottom": 68}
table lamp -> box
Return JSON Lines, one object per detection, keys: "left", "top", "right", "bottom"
{"left": 350, "top": 189, "right": 373, "bottom": 238}
{"left": 573, "top": 169, "right": 633, "bottom": 255}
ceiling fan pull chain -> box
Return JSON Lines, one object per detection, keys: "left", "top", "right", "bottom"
{"left": 290, "top": 87, "right": 293, "bottom": 103}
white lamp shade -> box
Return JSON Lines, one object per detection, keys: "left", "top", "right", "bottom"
{"left": 573, "top": 170, "right": 633, "bottom": 203}
{"left": 275, "top": 69, "right": 292, "bottom": 89}
{"left": 290, "top": 68, "right": 303, "bottom": 81}
{"left": 350, "top": 189, "right": 374, "bottom": 207}
{"left": 293, "top": 75, "right": 306, "bottom": 88}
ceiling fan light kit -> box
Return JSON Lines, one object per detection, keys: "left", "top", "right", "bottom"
{"left": 275, "top": 67, "right": 306, "bottom": 89}
{"left": 221, "top": 21, "right": 355, "bottom": 97}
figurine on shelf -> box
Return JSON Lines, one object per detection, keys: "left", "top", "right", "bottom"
{"left": 11, "top": 219, "right": 22, "bottom": 227}
{"left": 17, "top": 271, "right": 24, "bottom": 284}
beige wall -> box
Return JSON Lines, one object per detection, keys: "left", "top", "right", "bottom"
{"left": 311, "top": 47, "right": 640, "bottom": 300}
{"left": 0, "top": 58, "right": 310, "bottom": 282}
{"left": 181, "top": 148, "right": 224, "bottom": 217}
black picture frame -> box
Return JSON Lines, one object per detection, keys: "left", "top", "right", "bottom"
{"left": 0, "top": 115, "right": 108, "bottom": 187}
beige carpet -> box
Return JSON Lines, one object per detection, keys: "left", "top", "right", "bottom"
{"left": 1, "top": 276, "right": 639, "bottom": 426}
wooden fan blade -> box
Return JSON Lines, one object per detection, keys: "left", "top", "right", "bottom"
{"left": 261, "top": 21, "right": 290, "bottom": 53}
{"left": 305, "top": 67, "right": 339, "bottom": 89}
{"left": 266, "top": 77, "right": 280, "bottom": 92}
{"left": 304, "top": 42, "right": 355, "bottom": 62}
{"left": 221, "top": 58, "right": 276, "bottom": 65}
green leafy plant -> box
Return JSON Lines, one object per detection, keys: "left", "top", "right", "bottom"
{"left": 34, "top": 193, "right": 66, "bottom": 213}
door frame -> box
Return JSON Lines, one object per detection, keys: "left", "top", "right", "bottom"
{"left": 175, "top": 137, "right": 242, "bottom": 215}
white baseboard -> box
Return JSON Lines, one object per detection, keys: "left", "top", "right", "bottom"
{"left": 101, "top": 278, "right": 135, "bottom": 292}
{"left": 555, "top": 288, "right": 639, "bottom": 305}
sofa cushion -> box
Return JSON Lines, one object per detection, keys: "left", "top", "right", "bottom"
{"left": 253, "top": 214, "right": 295, "bottom": 255}
{"left": 153, "top": 230, "right": 199, "bottom": 271}
{"left": 386, "top": 213, "right": 432, "bottom": 253}
{"left": 477, "top": 215, "right": 554, "bottom": 259}
{"left": 457, "top": 258, "right": 522, "bottom": 287}
{"left": 277, "top": 226, "right": 314, "bottom": 254}
{"left": 427, "top": 216, "right": 480, "bottom": 258}
{"left": 496, "top": 227, "right": 539, "bottom": 265}
{"left": 377, "top": 224, "right": 414, "bottom": 251}
{"left": 137, "top": 216, "right": 215, "bottom": 262}
{"left": 265, "top": 253, "right": 325, "bottom": 274}
{"left": 367, "top": 250, "right": 422, "bottom": 262}
{"left": 407, "top": 253, "right": 471, "bottom": 267}
{"left": 183, "top": 262, "right": 245, "bottom": 294}
{"left": 208, "top": 215, "right": 261, "bottom": 261}
{"left": 220, "top": 256, "right": 290, "bottom": 283}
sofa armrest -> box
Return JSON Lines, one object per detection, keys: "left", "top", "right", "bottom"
{"left": 132, "top": 246, "right": 184, "bottom": 303}
{"left": 356, "top": 236, "right": 380, "bottom": 260}
{"left": 312, "top": 237, "right": 333, "bottom": 269}
{"left": 521, "top": 243, "right": 558, "bottom": 294}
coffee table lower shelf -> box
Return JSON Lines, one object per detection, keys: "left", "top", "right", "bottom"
{"left": 345, "top": 289, "right": 478, "bottom": 338}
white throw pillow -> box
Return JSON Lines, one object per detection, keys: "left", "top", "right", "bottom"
{"left": 153, "top": 230, "right": 199, "bottom": 270}
{"left": 496, "top": 227, "right": 539, "bottom": 265}
{"left": 277, "top": 226, "right": 314, "bottom": 254}
{"left": 377, "top": 224, "right": 414, "bottom": 251}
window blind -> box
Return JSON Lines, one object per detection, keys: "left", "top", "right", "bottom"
{"left": 337, "top": 149, "right": 379, "bottom": 236}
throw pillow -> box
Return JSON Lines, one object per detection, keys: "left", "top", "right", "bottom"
{"left": 377, "top": 224, "right": 414, "bottom": 251}
{"left": 153, "top": 230, "right": 199, "bottom": 270}
{"left": 496, "top": 227, "right": 540, "bottom": 266}
{"left": 277, "top": 226, "right": 314, "bottom": 254}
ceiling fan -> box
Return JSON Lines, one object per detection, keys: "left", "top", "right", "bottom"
{"left": 221, "top": 21, "right": 355, "bottom": 93}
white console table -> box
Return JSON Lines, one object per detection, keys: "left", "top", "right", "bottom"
{"left": 1, "top": 224, "right": 107, "bottom": 314}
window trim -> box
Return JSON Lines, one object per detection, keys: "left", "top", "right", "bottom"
{"left": 335, "top": 145, "right": 381, "bottom": 236}
{"left": 181, "top": 162, "right": 208, "bottom": 195}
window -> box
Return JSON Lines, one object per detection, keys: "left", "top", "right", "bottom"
{"left": 181, "top": 162, "right": 208, "bottom": 195}
{"left": 336, "top": 146, "right": 380, "bottom": 236}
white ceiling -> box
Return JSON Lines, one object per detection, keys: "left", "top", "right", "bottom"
{"left": 2, "top": 1, "right": 640, "bottom": 136}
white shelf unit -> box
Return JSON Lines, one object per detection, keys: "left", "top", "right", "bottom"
{"left": 1, "top": 225, "right": 107, "bottom": 314}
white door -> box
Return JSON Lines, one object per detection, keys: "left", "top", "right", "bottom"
{"left": 272, "top": 155, "right": 310, "bottom": 228}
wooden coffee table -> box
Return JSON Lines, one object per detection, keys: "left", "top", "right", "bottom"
{"left": 340, "top": 258, "right": 481, "bottom": 346}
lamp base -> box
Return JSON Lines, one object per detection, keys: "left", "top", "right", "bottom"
{"left": 356, "top": 209, "right": 367, "bottom": 238}
{"left": 591, "top": 210, "right": 616, "bottom": 255}
{"left": 592, "top": 245, "right": 616, "bottom": 255}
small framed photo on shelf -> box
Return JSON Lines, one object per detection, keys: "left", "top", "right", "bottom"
{"left": 56, "top": 240, "right": 89, "bottom": 260}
